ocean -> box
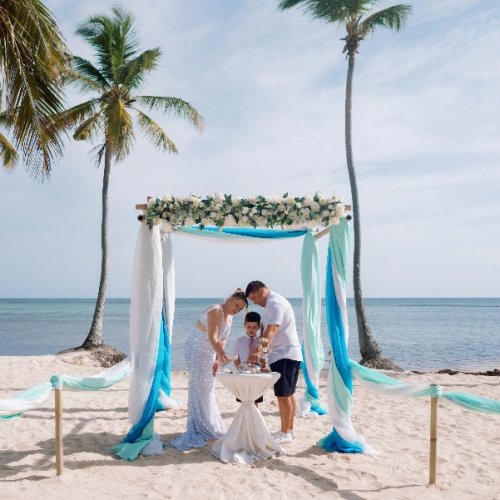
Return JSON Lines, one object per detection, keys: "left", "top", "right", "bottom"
{"left": 0, "top": 298, "right": 499, "bottom": 372}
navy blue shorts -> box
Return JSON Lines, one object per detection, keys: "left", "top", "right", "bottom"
{"left": 270, "top": 358, "right": 301, "bottom": 397}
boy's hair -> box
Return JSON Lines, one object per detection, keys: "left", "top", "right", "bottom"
{"left": 244, "top": 311, "right": 261, "bottom": 324}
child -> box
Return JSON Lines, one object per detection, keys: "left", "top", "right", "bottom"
{"left": 232, "top": 311, "right": 264, "bottom": 405}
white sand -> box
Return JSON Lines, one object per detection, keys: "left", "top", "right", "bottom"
{"left": 1, "top": 355, "right": 499, "bottom": 499}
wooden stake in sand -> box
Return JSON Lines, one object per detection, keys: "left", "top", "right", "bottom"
{"left": 55, "top": 387, "right": 64, "bottom": 476}
{"left": 429, "top": 384, "right": 438, "bottom": 485}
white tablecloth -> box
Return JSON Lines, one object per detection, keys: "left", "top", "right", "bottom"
{"left": 211, "top": 371, "right": 285, "bottom": 464}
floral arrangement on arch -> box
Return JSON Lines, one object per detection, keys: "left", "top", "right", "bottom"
{"left": 144, "top": 193, "right": 345, "bottom": 231}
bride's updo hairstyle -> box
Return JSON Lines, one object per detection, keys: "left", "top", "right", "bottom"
{"left": 226, "top": 288, "right": 249, "bottom": 307}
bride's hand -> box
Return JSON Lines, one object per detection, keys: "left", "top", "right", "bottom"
{"left": 219, "top": 353, "right": 230, "bottom": 364}
{"left": 212, "top": 360, "right": 220, "bottom": 377}
{"left": 217, "top": 349, "right": 229, "bottom": 364}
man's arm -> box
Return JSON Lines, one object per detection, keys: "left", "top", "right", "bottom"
{"left": 248, "top": 324, "right": 279, "bottom": 364}
{"left": 262, "top": 324, "right": 279, "bottom": 342}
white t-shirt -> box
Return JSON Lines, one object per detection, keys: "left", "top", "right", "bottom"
{"left": 263, "top": 291, "right": 302, "bottom": 364}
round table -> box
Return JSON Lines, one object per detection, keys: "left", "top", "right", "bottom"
{"left": 211, "top": 371, "right": 285, "bottom": 464}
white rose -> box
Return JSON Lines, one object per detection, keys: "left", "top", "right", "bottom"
{"left": 241, "top": 215, "right": 249, "bottom": 222}
{"left": 311, "top": 202, "right": 320, "bottom": 212}
{"left": 162, "top": 194, "right": 172, "bottom": 203}
{"left": 214, "top": 193, "right": 224, "bottom": 203}
{"left": 225, "top": 215, "right": 236, "bottom": 226}
{"left": 210, "top": 211, "right": 217, "bottom": 218}
{"left": 296, "top": 202, "right": 302, "bottom": 209}
{"left": 152, "top": 217, "right": 161, "bottom": 226}
{"left": 231, "top": 197, "right": 240, "bottom": 206}
{"left": 322, "top": 210, "right": 329, "bottom": 217}
{"left": 262, "top": 209, "right": 268, "bottom": 216}
{"left": 242, "top": 207, "right": 249, "bottom": 214}
{"left": 161, "top": 222, "right": 172, "bottom": 232}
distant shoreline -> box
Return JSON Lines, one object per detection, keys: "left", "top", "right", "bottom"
{"left": 0, "top": 353, "right": 497, "bottom": 376}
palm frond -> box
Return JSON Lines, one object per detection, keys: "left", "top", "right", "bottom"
{"left": 0, "top": 131, "right": 19, "bottom": 168}
{"left": 71, "top": 56, "right": 110, "bottom": 91}
{"left": 73, "top": 111, "right": 103, "bottom": 142}
{"left": 76, "top": 7, "right": 139, "bottom": 84}
{"left": 359, "top": 4, "right": 412, "bottom": 36}
{"left": 76, "top": 15, "right": 116, "bottom": 82}
{"left": 0, "top": 0, "right": 69, "bottom": 178}
{"left": 104, "top": 99, "right": 134, "bottom": 161}
{"left": 56, "top": 99, "right": 101, "bottom": 130}
{"left": 120, "top": 48, "right": 161, "bottom": 89}
{"left": 133, "top": 108, "right": 178, "bottom": 153}
{"left": 278, "top": 0, "right": 359, "bottom": 24}
{"left": 136, "top": 96, "right": 204, "bottom": 131}
{"left": 89, "top": 142, "right": 106, "bottom": 166}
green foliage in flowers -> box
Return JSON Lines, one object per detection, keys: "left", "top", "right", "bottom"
{"left": 144, "top": 193, "right": 345, "bottom": 231}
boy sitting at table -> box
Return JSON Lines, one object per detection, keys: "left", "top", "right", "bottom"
{"left": 232, "top": 311, "right": 264, "bottom": 406}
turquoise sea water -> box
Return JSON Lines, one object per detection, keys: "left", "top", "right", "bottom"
{"left": 0, "top": 298, "right": 499, "bottom": 372}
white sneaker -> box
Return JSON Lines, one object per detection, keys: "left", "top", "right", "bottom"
{"left": 272, "top": 431, "right": 293, "bottom": 444}
{"left": 272, "top": 429, "right": 295, "bottom": 439}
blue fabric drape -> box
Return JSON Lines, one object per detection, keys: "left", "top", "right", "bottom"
{"left": 113, "top": 313, "right": 167, "bottom": 460}
{"left": 179, "top": 226, "right": 308, "bottom": 239}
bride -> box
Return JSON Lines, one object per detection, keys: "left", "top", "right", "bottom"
{"left": 170, "top": 289, "right": 248, "bottom": 451}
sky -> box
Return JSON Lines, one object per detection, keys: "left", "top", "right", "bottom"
{"left": 0, "top": 0, "right": 499, "bottom": 299}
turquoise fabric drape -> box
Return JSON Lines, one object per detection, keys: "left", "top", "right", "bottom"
{"left": 300, "top": 231, "right": 327, "bottom": 414}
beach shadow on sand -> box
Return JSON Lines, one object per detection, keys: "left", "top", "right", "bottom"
{"left": 0, "top": 433, "right": 425, "bottom": 498}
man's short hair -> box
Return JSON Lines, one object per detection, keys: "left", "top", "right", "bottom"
{"left": 245, "top": 280, "right": 267, "bottom": 297}
{"left": 244, "top": 311, "right": 261, "bottom": 324}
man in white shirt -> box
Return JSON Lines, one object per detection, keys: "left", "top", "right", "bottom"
{"left": 245, "top": 280, "right": 302, "bottom": 445}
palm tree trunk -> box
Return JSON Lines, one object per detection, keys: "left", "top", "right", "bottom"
{"left": 344, "top": 46, "right": 384, "bottom": 363}
{"left": 82, "top": 143, "right": 111, "bottom": 348}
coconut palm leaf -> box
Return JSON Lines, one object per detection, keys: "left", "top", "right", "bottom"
{"left": 121, "top": 49, "right": 161, "bottom": 90}
{"left": 0, "top": 131, "right": 18, "bottom": 168}
{"left": 71, "top": 56, "right": 110, "bottom": 91}
{"left": 104, "top": 99, "right": 134, "bottom": 160}
{"left": 134, "top": 108, "right": 178, "bottom": 153}
{"left": 73, "top": 111, "right": 103, "bottom": 142}
{"left": 0, "top": 0, "right": 69, "bottom": 177}
{"left": 137, "top": 96, "right": 204, "bottom": 130}
{"left": 58, "top": 99, "right": 101, "bottom": 129}
{"left": 278, "top": 0, "right": 355, "bottom": 24}
{"left": 359, "top": 4, "right": 411, "bottom": 36}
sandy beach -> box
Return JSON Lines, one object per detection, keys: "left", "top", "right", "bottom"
{"left": 1, "top": 354, "right": 499, "bottom": 500}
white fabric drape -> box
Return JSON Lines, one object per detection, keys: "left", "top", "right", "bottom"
{"left": 128, "top": 223, "right": 163, "bottom": 424}
{"left": 161, "top": 233, "right": 175, "bottom": 339}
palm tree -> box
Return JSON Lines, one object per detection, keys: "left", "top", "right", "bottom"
{"left": 60, "top": 7, "right": 204, "bottom": 349}
{"left": 0, "top": 0, "right": 69, "bottom": 178}
{"left": 279, "top": 0, "right": 411, "bottom": 369}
